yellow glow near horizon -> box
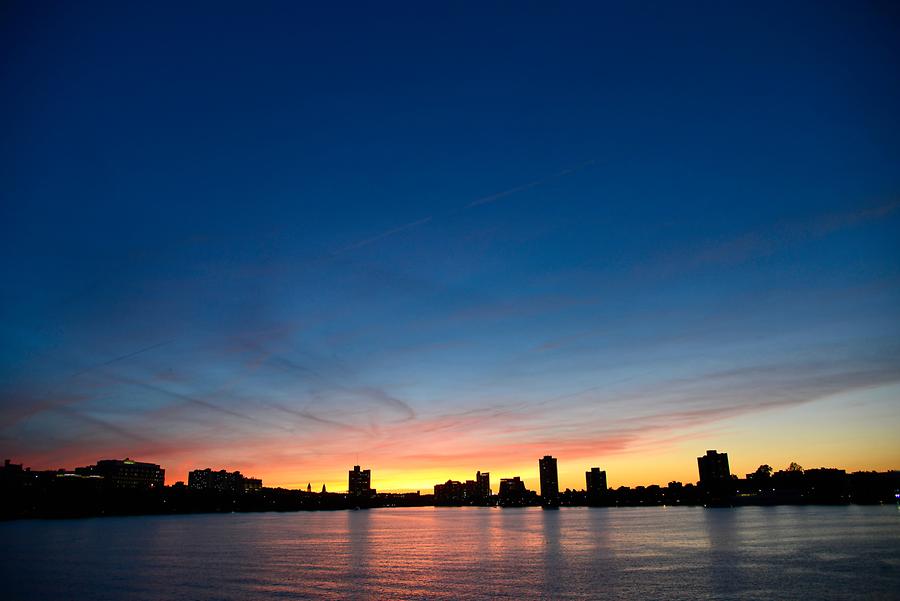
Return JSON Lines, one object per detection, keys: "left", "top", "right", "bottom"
{"left": 216, "top": 383, "right": 900, "bottom": 493}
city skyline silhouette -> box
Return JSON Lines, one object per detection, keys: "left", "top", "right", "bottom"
{"left": 3, "top": 3, "right": 899, "bottom": 600}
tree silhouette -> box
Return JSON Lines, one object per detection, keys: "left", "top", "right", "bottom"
{"left": 754, "top": 464, "right": 773, "bottom": 479}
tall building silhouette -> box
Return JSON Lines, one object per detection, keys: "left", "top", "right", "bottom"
{"left": 586, "top": 467, "right": 607, "bottom": 504}
{"left": 476, "top": 471, "right": 490, "bottom": 500}
{"left": 697, "top": 449, "right": 733, "bottom": 504}
{"left": 538, "top": 455, "right": 559, "bottom": 508}
{"left": 697, "top": 450, "right": 730, "bottom": 484}
{"left": 349, "top": 465, "right": 374, "bottom": 498}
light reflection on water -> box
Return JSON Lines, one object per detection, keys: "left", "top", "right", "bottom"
{"left": 2, "top": 506, "right": 899, "bottom": 600}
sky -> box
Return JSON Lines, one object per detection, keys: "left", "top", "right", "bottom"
{"left": 1, "top": 1, "right": 899, "bottom": 493}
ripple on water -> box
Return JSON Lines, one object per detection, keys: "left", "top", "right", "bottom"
{"left": 1, "top": 506, "right": 899, "bottom": 601}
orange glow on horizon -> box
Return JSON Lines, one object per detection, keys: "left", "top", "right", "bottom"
{"left": 14, "top": 384, "right": 900, "bottom": 493}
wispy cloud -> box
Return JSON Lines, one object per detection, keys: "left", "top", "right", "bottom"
{"left": 66, "top": 340, "right": 174, "bottom": 380}
{"left": 330, "top": 216, "right": 434, "bottom": 255}
{"left": 640, "top": 197, "right": 900, "bottom": 278}
{"left": 465, "top": 159, "right": 597, "bottom": 208}
{"left": 270, "top": 404, "right": 370, "bottom": 434}
{"left": 51, "top": 406, "right": 153, "bottom": 444}
{"left": 93, "top": 372, "right": 270, "bottom": 426}
{"left": 327, "top": 158, "right": 598, "bottom": 257}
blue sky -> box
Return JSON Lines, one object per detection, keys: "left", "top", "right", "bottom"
{"left": 1, "top": 1, "right": 898, "bottom": 489}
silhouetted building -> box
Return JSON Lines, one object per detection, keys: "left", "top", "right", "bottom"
{"left": 463, "top": 479, "right": 478, "bottom": 501}
{"left": 375, "top": 491, "right": 428, "bottom": 507}
{"left": 349, "top": 465, "right": 374, "bottom": 498}
{"left": 848, "top": 471, "right": 900, "bottom": 504}
{"left": 434, "top": 480, "right": 464, "bottom": 505}
{"left": 586, "top": 467, "right": 607, "bottom": 504}
{"left": 188, "top": 468, "right": 261, "bottom": 494}
{"left": 75, "top": 458, "right": 164, "bottom": 490}
{"left": 4, "top": 454, "right": 900, "bottom": 519}
{"left": 803, "top": 468, "right": 848, "bottom": 502}
{"left": 697, "top": 450, "right": 732, "bottom": 504}
{"left": 698, "top": 450, "right": 730, "bottom": 483}
{"left": 1, "top": 459, "right": 25, "bottom": 485}
{"left": 434, "top": 473, "right": 491, "bottom": 506}
{"left": 539, "top": 455, "right": 559, "bottom": 507}
{"left": 498, "top": 476, "right": 535, "bottom": 507}
{"left": 476, "top": 471, "right": 490, "bottom": 501}
{"left": 3, "top": 459, "right": 22, "bottom": 472}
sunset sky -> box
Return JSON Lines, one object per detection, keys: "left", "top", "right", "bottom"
{"left": 2, "top": 2, "right": 899, "bottom": 493}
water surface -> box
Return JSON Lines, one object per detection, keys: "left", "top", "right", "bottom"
{"left": 2, "top": 506, "right": 898, "bottom": 600}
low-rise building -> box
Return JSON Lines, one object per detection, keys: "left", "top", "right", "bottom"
{"left": 188, "top": 468, "right": 262, "bottom": 494}
{"left": 75, "top": 458, "right": 164, "bottom": 490}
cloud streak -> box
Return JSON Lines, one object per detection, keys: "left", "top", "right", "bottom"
{"left": 327, "top": 158, "right": 598, "bottom": 258}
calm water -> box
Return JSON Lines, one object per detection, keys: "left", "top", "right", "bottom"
{"left": 2, "top": 506, "right": 899, "bottom": 600}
